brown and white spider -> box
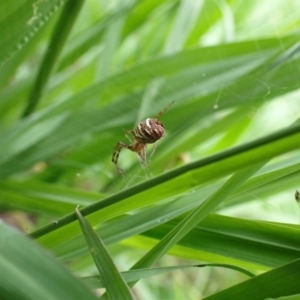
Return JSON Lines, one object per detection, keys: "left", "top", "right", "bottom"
{"left": 112, "top": 101, "right": 174, "bottom": 175}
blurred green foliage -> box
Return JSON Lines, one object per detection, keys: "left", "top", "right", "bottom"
{"left": 1, "top": 0, "right": 300, "bottom": 299}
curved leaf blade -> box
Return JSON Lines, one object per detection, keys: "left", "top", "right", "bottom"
{"left": 0, "top": 220, "right": 97, "bottom": 300}
{"left": 76, "top": 207, "right": 134, "bottom": 300}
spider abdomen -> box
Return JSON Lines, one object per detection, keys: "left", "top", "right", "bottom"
{"left": 134, "top": 118, "right": 165, "bottom": 143}
{"left": 112, "top": 101, "right": 174, "bottom": 176}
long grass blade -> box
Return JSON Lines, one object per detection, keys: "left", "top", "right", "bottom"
{"left": 21, "top": 0, "right": 84, "bottom": 117}
{"left": 76, "top": 207, "right": 134, "bottom": 300}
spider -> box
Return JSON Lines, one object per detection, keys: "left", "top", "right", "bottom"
{"left": 112, "top": 101, "right": 174, "bottom": 176}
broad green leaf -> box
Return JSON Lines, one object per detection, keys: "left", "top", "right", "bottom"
{"left": 0, "top": 220, "right": 97, "bottom": 300}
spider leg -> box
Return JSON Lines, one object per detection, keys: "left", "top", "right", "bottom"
{"left": 138, "top": 146, "right": 153, "bottom": 177}
{"left": 149, "top": 143, "right": 156, "bottom": 159}
{"left": 112, "top": 142, "right": 134, "bottom": 176}
{"left": 140, "top": 146, "right": 147, "bottom": 165}
{"left": 155, "top": 101, "right": 174, "bottom": 119}
{"left": 137, "top": 145, "right": 149, "bottom": 170}
{"left": 125, "top": 130, "right": 134, "bottom": 144}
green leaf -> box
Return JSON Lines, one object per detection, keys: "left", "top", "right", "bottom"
{"left": 82, "top": 264, "right": 203, "bottom": 289}
{"left": 130, "top": 166, "right": 263, "bottom": 273}
{"left": 198, "top": 263, "right": 255, "bottom": 278}
{"left": 0, "top": 1, "right": 66, "bottom": 86}
{"left": 75, "top": 207, "right": 134, "bottom": 300}
{"left": 0, "top": 179, "right": 104, "bottom": 216}
{"left": 2, "top": 1, "right": 300, "bottom": 298}
{"left": 30, "top": 121, "right": 300, "bottom": 240}
{"left": 81, "top": 263, "right": 254, "bottom": 289}
{"left": 202, "top": 259, "right": 300, "bottom": 300}
{"left": 1, "top": 36, "right": 299, "bottom": 178}
{"left": 141, "top": 215, "right": 300, "bottom": 269}
{"left": 22, "top": 0, "right": 84, "bottom": 117}
{"left": 0, "top": 220, "right": 97, "bottom": 300}
{"left": 0, "top": 1, "right": 66, "bottom": 68}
